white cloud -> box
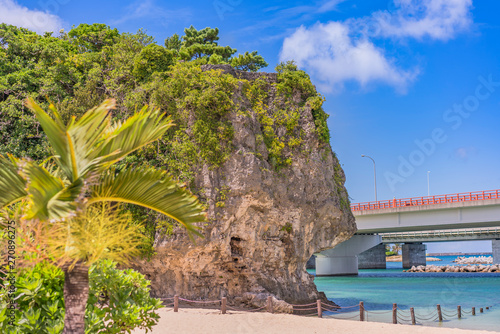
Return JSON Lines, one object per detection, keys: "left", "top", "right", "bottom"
{"left": 280, "top": 22, "right": 418, "bottom": 93}
{"left": 280, "top": 0, "right": 473, "bottom": 93}
{"left": 317, "top": 0, "right": 346, "bottom": 13}
{"left": 111, "top": 0, "right": 191, "bottom": 26}
{"left": 372, "top": 0, "right": 473, "bottom": 41}
{"left": 0, "top": 0, "right": 64, "bottom": 34}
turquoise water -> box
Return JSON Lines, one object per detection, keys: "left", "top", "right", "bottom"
{"left": 310, "top": 256, "right": 500, "bottom": 331}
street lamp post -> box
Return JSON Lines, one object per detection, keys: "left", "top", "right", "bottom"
{"left": 427, "top": 171, "right": 430, "bottom": 196}
{"left": 361, "top": 155, "right": 377, "bottom": 202}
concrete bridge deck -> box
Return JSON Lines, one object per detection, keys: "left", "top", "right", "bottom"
{"left": 380, "top": 227, "right": 500, "bottom": 243}
{"left": 354, "top": 198, "right": 500, "bottom": 233}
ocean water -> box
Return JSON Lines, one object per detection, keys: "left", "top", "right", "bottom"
{"left": 310, "top": 255, "right": 500, "bottom": 331}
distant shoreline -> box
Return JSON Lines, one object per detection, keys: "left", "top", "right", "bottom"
{"left": 386, "top": 255, "right": 441, "bottom": 262}
{"left": 427, "top": 252, "right": 492, "bottom": 256}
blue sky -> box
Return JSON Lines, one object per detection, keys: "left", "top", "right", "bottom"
{"left": 1, "top": 0, "right": 499, "bottom": 253}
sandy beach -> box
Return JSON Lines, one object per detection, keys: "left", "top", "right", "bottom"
{"left": 131, "top": 308, "right": 496, "bottom": 334}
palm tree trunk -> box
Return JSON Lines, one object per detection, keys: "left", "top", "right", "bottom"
{"left": 62, "top": 262, "right": 89, "bottom": 334}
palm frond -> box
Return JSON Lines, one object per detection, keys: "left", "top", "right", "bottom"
{"left": 25, "top": 98, "right": 74, "bottom": 179}
{"left": 0, "top": 155, "right": 27, "bottom": 208}
{"left": 21, "top": 162, "right": 83, "bottom": 221}
{"left": 89, "top": 167, "right": 206, "bottom": 237}
{"left": 65, "top": 99, "right": 114, "bottom": 178}
{"left": 98, "top": 106, "right": 174, "bottom": 166}
{"left": 26, "top": 98, "right": 115, "bottom": 181}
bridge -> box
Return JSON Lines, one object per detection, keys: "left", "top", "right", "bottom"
{"left": 381, "top": 227, "right": 500, "bottom": 243}
{"left": 315, "top": 189, "right": 500, "bottom": 276}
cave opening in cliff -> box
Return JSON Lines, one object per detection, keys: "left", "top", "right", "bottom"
{"left": 230, "top": 236, "right": 244, "bottom": 257}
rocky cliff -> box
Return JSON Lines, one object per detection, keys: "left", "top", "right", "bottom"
{"left": 135, "top": 64, "right": 356, "bottom": 309}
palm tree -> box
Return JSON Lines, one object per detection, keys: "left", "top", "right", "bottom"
{"left": 0, "top": 99, "right": 206, "bottom": 333}
{"left": 391, "top": 243, "right": 402, "bottom": 255}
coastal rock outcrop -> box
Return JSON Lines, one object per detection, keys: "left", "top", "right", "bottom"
{"left": 134, "top": 65, "right": 356, "bottom": 308}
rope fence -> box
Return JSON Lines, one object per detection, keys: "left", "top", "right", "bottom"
{"left": 160, "top": 295, "right": 493, "bottom": 326}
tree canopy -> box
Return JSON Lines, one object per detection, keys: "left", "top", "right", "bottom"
{"left": 0, "top": 23, "right": 268, "bottom": 162}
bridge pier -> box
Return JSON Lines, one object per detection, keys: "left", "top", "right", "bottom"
{"left": 493, "top": 240, "right": 500, "bottom": 264}
{"left": 315, "top": 235, "right": 382, "bottom": 276}
{"left": 402, "top": 243, "right": 426, "bottom": 268}
{"left": 358, "top": 244, "right": 387, "bottom": 269}
{"left": 316, "top": 256, "right": 359, "bottom": 276}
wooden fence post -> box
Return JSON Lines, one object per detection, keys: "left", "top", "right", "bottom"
{"left": 267, "top": 296, "right": 273, "bottom": 313}
{"left": 174, "top": 295, "right": 179, "bottom": 312}
{"left": 221, "top": 297, "right": 227, "bottom": 314}
{"left": 437, "top": 304, "right": 442, "bottom": 322}
{"left": 457, "top": 305, "right": 461, "bottom": 319}
{"left": 410, "top": 307, "right": 416, "bottom": 325}
{"left": 392, "top": 303, "right": 397, "bottom": 324}
{"left": 317, "top": 300, "right": 322, "bottom": 318}
{"left": 472, "top": 307, "right": 475, "bottom": 316}
{"left": 359, "top": 301, "right": 364, "bottom": 321}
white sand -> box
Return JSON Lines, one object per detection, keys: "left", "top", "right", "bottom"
{"left": 131, "top": 307, "right": 495, "bottom": 334}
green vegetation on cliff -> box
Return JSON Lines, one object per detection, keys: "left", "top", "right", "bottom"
{"left": 246, "top": 61, "right": 330, "bottom": 170}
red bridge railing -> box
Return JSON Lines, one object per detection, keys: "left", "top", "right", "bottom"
{"left": 351, "top": 189, "right": 500, "bottom": 212}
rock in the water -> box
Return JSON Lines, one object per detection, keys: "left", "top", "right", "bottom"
{"left": 452, "top": 256, "right": 492, "bottom": 264}
{"left": 134, "top": 65, "right": 356, "bottom": 308}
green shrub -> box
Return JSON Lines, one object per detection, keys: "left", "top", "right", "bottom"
{"left": 275, "top": 61, "right": 331, "bottom": 144}
{"left": 86, "top": 260, "right": 162, "bottom": 333}
{"left": 0, "top": 260, "right": 162, "bottom": 333}
{"left": 0, "top": 262, "right": 64, "bottom": 334}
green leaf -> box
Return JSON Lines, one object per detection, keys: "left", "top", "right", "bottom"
{"left": 89, "top": 167, "right": 206, "bottom": 237}
{"left": 0, "top": 155, "right": 26, "bottom": 208}
{"left": 98, "top": 106, "right": 174, "bottom": 166}
{"left": 65, "top": 99, "right": 114, "bottom": 178}
{"left": 25, "top": 98, "right": 74, "bottom": 180}
{"left": 26, "top": 98, "right": 116, "bottom": 182}
{"left": 21, "top": 161, "right": 83, "bottom": 221}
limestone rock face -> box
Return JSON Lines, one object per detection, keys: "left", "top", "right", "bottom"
{"left": 136, "top": 65, "right": 356, "bottom": 307}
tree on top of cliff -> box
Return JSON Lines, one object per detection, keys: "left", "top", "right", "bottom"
{"left": 231, "top": 51, "right": 268, "bottom": 72}
{"left": 67, "top": 23, "right": 120, "bottom": 52}
{"left": 180, "top": 26, "right": 234, "bottom": 60}
{"left": 178, "top": 26, "right": 268, "bottom": 71}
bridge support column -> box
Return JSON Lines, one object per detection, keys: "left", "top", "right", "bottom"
{"left": 493, "top": 240, "right": 500, "bottom": 264}
{"left": 315, "top": 235, "right": 382, "bottom": 276}
{"left": 316, "top": 256, "right": 358, "bottom": 276}
{"left": 402, "top": 243, "right": 426, "bottom": 268}
{"left": 358, "top": 244, "right": 387, "bottom": 269}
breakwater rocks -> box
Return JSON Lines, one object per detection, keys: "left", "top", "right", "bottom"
{"left": 453, "top": 256, "right": 493, "bottom": 264}
{"left": 404, "top": 264, "right": 500, "bottom": 273}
